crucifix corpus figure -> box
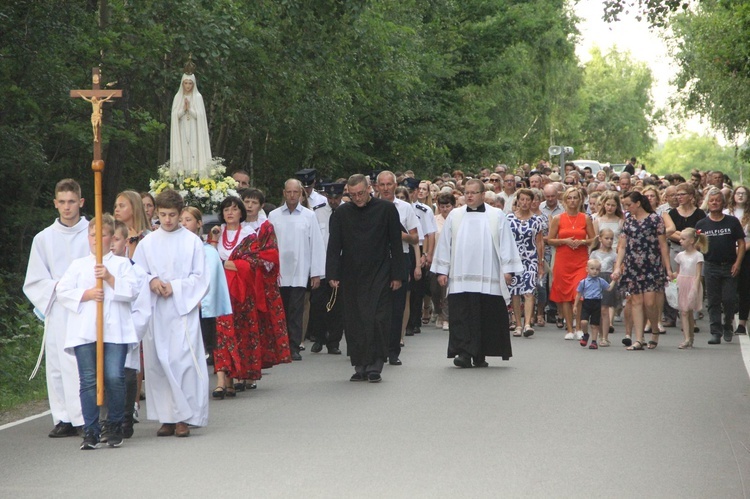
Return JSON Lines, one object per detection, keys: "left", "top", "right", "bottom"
{"left": 69, "top": 68, "right": 122, "bottom": 407}
{"left": 78, "top": 93, "right": 118, "bottom": 142}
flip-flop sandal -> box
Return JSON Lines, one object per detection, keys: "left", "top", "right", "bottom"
{"left": 513, "top": 329, "right": 522, "bottom": 337}
{"left": 523, "top": 326, "right": 535, "bottom": 337}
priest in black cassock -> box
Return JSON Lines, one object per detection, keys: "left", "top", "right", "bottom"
{"left": 326, "top": 174, "right": 406, "bottom": 383}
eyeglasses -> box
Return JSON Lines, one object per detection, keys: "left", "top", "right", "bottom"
{"left": 482, "top": 179, "right": 489, "bottom": 183}
{"left": 504, "top": 179, "right": 514, "bottom": 183}
{"left": 490, "top": 179, "right": 501, "bottom": 182}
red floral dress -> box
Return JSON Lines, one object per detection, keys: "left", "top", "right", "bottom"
{"left": 215, "top": 221, "right": 291, "bottom": 380}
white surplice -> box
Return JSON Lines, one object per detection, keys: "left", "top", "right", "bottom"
{"left": 268, "top": 203, "right": 326, "bottom": 287}
{"left": 23, "top": 218, "right": 89, "bottom": 426}
{"left": 431, "top": 204, "right": 523, "bottom": 300}
{"left": 56, "top": 252, "right": 140, "bottom": 352}
{"left": 132, "top": 227, "right": 210, "bottom": 426}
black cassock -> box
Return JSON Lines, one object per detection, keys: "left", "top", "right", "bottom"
{"left": 326, "top": 197, "right": 406, "bottom": 367}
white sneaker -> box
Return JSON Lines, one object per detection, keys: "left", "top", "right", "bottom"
{"left": 564, "top": 332, "right": 575, "bottom": 340}
{"left": 575, "top": 330, "right": 584, "bottom": 340}
{"left": 443, "top": 322, "right": 449, "bottom": 331}
{"left": 436, "top": 319, "right": 443, "bottom": 328}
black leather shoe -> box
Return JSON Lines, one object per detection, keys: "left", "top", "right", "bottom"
{"left": 405, "top": 327, "right": 414, "bottom": 336}
{"left": 453, "top": 355, "right": 472, "bottom": 368}
{"left": 389, "top": 358, "right": 402, "bottom": 366}
{"left": 327, "top": 347, "right": 342, "bottom": 355}
{"left": 367, "top": 373, "right": 382, "bottom": 383}
{"left": 413, "top": 326, "right": 421, "bottom": 334}
{"left": 723, "top": 326, "right": 733, "bottom": 343}
{"left": 311, "top": 342, "right": 323, "bottom": 353}
{"left": 291, "top": 350, "right": 302, "bottom": 361}
{"left": 473, "top": 356, "right": 488, "bottom": 368}
{"left": 350, "top": 372, "right": 366, "bottom": 382}
{"left": 708, "top": 334, "right": 721, "bottom": 345}
{"left": 49, "top": 422, "right": 79, "bottom": 438}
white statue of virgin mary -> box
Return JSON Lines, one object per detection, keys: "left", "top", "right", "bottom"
{"left": 169, "top": 73, "right": 212, "bottom": 177}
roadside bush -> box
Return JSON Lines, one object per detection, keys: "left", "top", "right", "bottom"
{"left": 0, "top": 271, "right": 47, "bottom": 411}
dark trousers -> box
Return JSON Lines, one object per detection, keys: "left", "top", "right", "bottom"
{"left": 200, "top": 314, "right": 216, "bottom": 358}
{"left": 307, "top": 279, "right": 343, "bottom": 348}
{"left": 738, "top": 257, "right": 750, "bottom": 321}
{"left": 389, "top": 282, "right": 407, "bottom": 360}
{"left": 704, "top": 262, "right": 737, "bottom": 336}
{"left": 281, "top": 287, "right": 307, "bottom": 351}
{"left": 408, "top": 264, "right": 428, "bottom": 329}
{"left": 124, "top": 367, "right": 137, "bottom": 422}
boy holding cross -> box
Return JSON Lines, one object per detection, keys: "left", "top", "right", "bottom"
{"left": 57, "top": 214, "right": 141, "bottom": 449}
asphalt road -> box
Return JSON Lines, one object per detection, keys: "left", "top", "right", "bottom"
{"left": 2, "top": 318, "right": 749, "bottom": 498}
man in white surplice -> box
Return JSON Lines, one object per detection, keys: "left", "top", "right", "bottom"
{"left": 431, "top": 178, "right": 523, "bottom": 368}
{"left": 23, "top": 179, "right": 89, "bottom": 438}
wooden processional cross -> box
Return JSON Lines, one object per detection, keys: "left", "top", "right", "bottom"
{"left": 70, "top": 68, "right": 122, "bottom": 406}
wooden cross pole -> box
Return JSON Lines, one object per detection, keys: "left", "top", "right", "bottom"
{"left": 70, "top": 68, "right": 122, "bottom": 406}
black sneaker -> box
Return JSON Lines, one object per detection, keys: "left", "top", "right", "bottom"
{"left": 349, "top": 372, "right": 366, "bottom": 382}
{"left": 99, "top": 420, "right": 109, "bottom": 444}
{"left": 367, "top": 373, "right": 382, "bottom": 383}
{"left": 736, "top": 324, "right": 747, "bottom": 335}
{"left": 723, "top": 326, "right": 733, "bottom": 343}
{"left": 80, "top": 432, "right": 99, "bottom": 450}
{"left": 106, "top": 424, "right": 124, "bottom": 448}
{"left": 49, "top": 421, "right": 78, "bottom": 438}
{"left": 708, "top": 334, "right": 721, "bottom": 345}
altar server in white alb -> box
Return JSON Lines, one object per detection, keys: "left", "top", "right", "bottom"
{"left": 23, "top": 179, "right": 89, "bottom": 438}
{"left": 268, "top": 178, "right": 326, "bottom": 360}
{"left": 132, "top": 189, "right": 209, "bottom": 438}
{"left": 57, "top": 214, "right": 141, "bottom": 450}
{"left": 432, "top": 178, "right": 523, "bottom": 368}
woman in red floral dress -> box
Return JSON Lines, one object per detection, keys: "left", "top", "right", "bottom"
{"left": 211, "top": 196, "right": 256, "bottom": 398}
{"left": 238, "top": 189, "right": 291, "bottom": 371}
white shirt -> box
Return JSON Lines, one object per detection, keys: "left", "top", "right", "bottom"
{"left": 268, "top": 202, "right": 326, "bottom": 287}
{"left": 500, "top": 191, "right": 516, "bottom": 213}
{"left": 57, "top": 252, "right": 141, "bottom": 351}
{"left": 308, "top": 190, "right": 328, "bottom": 211}
{"left": 393, "top": 198, "right": 421, "bottom": 253}
{"left": 413, "top": 201, "right": 437, "bottom": 244}
{"left": 431, "top": 204, "right": 523, "bottom": 299}
{"left": 315, "top": 203, "right": 333, "bottom": 249}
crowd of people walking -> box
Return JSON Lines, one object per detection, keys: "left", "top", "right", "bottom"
{"left": 23, "top": 159, "right": 747, "bottom": 450}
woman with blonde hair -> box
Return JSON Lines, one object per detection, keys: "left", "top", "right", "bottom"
{"left": 548, "top": 187, "right": 596, "bottom": 338}
{"left": 114, "top": 190, "right": 151, "bottom": 258}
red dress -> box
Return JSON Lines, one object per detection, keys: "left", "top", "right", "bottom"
{"left": 550, "top": 212, "right": 589, "bottom": 303}
{"left": 215, "top": 221, "right": 291, "bottom": 380}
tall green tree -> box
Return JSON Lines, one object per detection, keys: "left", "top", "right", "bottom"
{"left": 575, "top": 47, "right": 656, "bottom": 162}
{"left": 646, "top": 133, "right": 737, "bottom": 179}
